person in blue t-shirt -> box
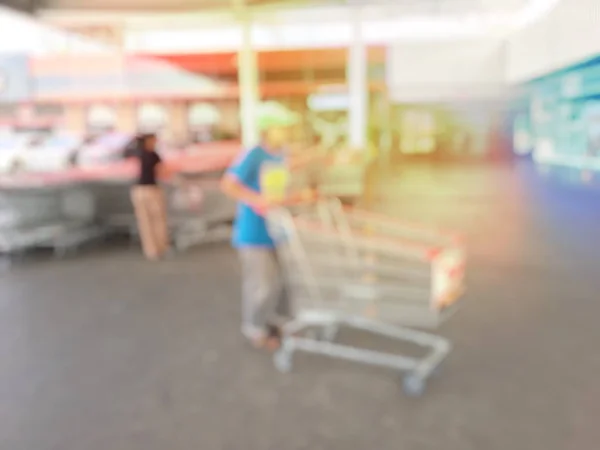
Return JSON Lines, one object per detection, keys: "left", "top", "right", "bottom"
{"left": 220, "top": 103, "right": 301, "bottom": 350}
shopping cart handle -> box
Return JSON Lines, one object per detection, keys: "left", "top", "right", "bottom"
{"left": 283, "top": 188, "right": 319, "bottom": 205}
{"left": 341, "top": 206, "right": 464, "bottom": 244}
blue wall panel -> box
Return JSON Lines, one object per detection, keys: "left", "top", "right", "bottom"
{"left": 0, "top": 54, "right": 32, "bottom": 103}
{"left": 512, "top": 53, "right": 600, "bottom": 176}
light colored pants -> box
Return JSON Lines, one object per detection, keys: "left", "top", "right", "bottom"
{"left": 238, "top": 248, "right": 290, "bottom": 339}
{"left": 131, "top": 185, "right": 169, "bottom": 261}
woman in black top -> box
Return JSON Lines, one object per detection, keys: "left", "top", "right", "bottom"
{"left": 130, "top": 133, "right": 171, "bottom": 261}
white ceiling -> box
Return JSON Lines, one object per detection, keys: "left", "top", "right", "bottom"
{"left": 36, "top": 0, "right": 529, "bottom": 14}
{"left": 35, "top": 0, "right": 538, "bottom": 36}
{"left": 40, "top": 0, "right": 230, "bottom": 11}
{"left": 29, "top": 0, "right": 562, "bottom": 53}
{"left": 0, "top": 0, "right": 561, "bottom": 53}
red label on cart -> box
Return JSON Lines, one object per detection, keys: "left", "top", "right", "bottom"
{"left": 432, "top": 249, "right": 465, "bottom": 309}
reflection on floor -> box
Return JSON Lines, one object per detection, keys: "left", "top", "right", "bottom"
{"left": 1, "top": 162, "right": 600, "bottom": 450}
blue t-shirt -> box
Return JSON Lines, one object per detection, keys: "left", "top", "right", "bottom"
{"left": 228, "top": 146, "right": 284, "bottom": 248}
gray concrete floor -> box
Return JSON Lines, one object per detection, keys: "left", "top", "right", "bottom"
{"left": 1, "top": 163, "right": 600, "bottom": 450}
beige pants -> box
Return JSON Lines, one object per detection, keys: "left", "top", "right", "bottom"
{"left": 238, "top": 248, "right": 291, "bottom": 340}
{"left": 131, "top": 185, "right": 169, "bottom": 260}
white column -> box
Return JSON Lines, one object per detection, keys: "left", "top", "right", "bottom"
{"left": 238, "top": 19, "right": 260, "bottom": 148}
{"left": 347, "top": 17, "right": 368, "bottom": 149}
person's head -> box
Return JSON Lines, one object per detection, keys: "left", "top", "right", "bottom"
{"left": 262, "top": 126, "right": 291, "bottom": 150}
{"left": 257, "top": 102, "right": 299, "bottom": 152}
{"left": 138, "top": 133, "right": 157, "bottom": 152}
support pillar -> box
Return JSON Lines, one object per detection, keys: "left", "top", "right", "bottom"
{"left": 237, "top": 18, "right": 259, "bottom": 148}
{"left": 63, "top": 104, "right": 86, "bottom": 134}
{"left": 347, "top": 17, "right": 368, "bottom": 149}
{"left": 116, "top": 102, "right": 137, "bottom": 134}
{"left": 167, "top": 101, "right": 189, "bottom": 145}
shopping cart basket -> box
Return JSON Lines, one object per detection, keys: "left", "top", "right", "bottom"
{"left": 167, "top": 172, "right": 234, "bottom": 250}
{"left": 266, "top": 199, "right": 465, "bottom": 396}
{"left": 0, "top": 180, "right": 103, "bottom": 260}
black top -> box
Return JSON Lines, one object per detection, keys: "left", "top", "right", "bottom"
{"left": 137, "top": 150, "right": 161, "bottom": 185}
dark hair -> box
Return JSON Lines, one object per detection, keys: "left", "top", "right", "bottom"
{"left": 136, "top": 133, "right": 157, "bottom": 153}
{"left": 136, "top": 133, "right": 156, "bottom": 144}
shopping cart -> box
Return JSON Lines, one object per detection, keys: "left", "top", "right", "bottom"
{"left": 168, "top": 171, "right": 235, "bottom": 250}
{"left": 89, "top": 171, "right": 234, "bottom": 250}
{"left": 266, "top": 199, "right": 465, "bottom": 396}
{"left": 0, "top": 180, "right": 104, "bottom": 261}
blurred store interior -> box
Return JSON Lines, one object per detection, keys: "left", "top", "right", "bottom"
{"left": 0, "top": 0, "right": 598, "bottom": 180}
{"left": 1, "top": 0, "right": 600, "bottom": 449}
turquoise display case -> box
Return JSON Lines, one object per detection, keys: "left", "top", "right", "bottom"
{"left": 514, "top": 54, "right": 600, "bottom": 179}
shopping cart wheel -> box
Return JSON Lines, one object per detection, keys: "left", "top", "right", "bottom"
{"left": 274, "top": 350, "right": 293, "bottom": 373}
{"left": 403, "top": 375, "right": 426, "bottom": 397}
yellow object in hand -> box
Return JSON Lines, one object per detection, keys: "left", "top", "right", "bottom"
{"left": 261, "top": 164, "right": 290, "bottom": 202}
